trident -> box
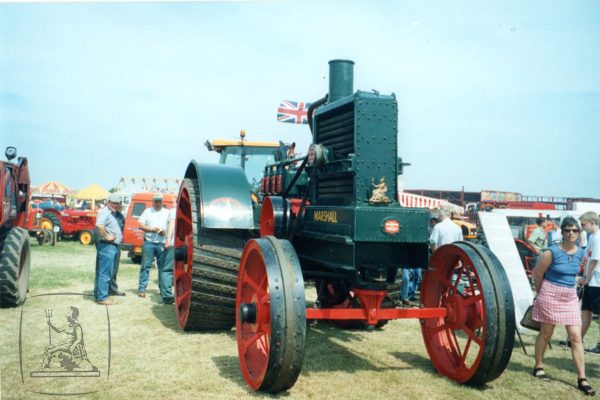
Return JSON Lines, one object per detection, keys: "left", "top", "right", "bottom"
{"left": 45, "top": 309, "right": 53, "bottom": 344}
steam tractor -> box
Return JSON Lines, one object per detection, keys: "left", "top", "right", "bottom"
{"left": 173, "top": 61, "right": 515, "bottom": 393}
{"left": 0, "top": 146, "right": 32, "bottom": 307}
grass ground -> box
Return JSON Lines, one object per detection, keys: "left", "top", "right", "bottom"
{"left": 1, "top": 241, "right": 599, "bottom": 399}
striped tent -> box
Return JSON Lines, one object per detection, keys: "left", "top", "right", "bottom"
{"left": 399, "top": 192, "right": 463, "bottom": 214}
{"left": 33, "top": 181, "right": 74, "bottom": 196}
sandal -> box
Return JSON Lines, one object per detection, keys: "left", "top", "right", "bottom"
{"left": 578, "top": 378, "right": 596, "bottom": 396}
{"left": 533, "top": 367, "right": 550, "bottom": 382}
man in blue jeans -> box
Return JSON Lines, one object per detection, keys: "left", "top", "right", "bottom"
{"left": 399, "top": 268, "right": 422, "bottom": 307}
{"left": 160, "top": 206, "right": 176, "bottom": 305}
{"left": 94, "top": 194, "right": 123, "bottom": 305}
{"left": 137, "top": 194, "right": 172, "bottom": 303}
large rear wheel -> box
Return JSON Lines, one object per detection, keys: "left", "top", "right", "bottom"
{"left": 420, "top": 241, "right": 514, "bottom": 386}
{"left": 236, "top": 236, "right": 306, "bottom": 393}
{"left": 174, "top": 178, "right": 249, "bottom": 331}
{"left": 0, "top": 227, "right": 31, "bottom": 308}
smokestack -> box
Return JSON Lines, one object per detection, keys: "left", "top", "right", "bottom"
{"left": 328, "top": 59, "right": 354, "bottom": 103}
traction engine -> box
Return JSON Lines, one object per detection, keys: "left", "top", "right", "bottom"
{"left": 174, "top": 60, "right": 515, "bottom": 393}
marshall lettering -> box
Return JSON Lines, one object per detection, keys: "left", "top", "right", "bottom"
{"left": 313, "top": 210, "right": 338, "bottom": 223}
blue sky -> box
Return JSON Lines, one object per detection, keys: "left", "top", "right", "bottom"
{"left": 1, "top": 1, "right": 599, "bottom": 198}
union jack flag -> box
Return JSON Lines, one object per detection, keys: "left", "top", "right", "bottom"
{"left": 277, "top": 100, "right": 312, "bottom": 124}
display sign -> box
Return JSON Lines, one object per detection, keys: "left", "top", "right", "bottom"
{"left": 480, "top": 190, "right": 521, "bottom": 202}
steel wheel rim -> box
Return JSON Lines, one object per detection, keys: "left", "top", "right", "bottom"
{"left": 421, "top": 245, "right": 486, "bottom": 383}
{"left": 236, "top": 240, "right": 271, "bottom": 390}
{"left": 174, "top": 182, "right": 194, "bottom": 328}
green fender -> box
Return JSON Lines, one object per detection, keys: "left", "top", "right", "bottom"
{"left": 184, "top": 161, "right": 254, "bottom": 229}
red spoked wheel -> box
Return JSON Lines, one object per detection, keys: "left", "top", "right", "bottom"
{"left": 174, "top": 177, "right": 245, "bottom": 331}
{"left": 236, "top": 236, "right": 306, "bottom": 393}
{"left": 514, "top": 239, "right": 535, "bottom": 284}
{"left": 174, "top": 179, "right": 196, "bottom": 329}
{"left": 421, "top": 242, "right": 514, "bottom": 386}
{"left": 259, "top": 196, "right": 289, "bottom": 238}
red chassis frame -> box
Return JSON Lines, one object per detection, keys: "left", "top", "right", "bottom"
{"left": 305, "top": 289, "right": 446, "bottom": 325}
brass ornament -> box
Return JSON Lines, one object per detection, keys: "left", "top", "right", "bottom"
{"left": 369, "top": 177, "right": 391, "bottom": 204}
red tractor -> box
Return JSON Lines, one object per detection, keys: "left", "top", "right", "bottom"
{"left": 38, "top": 207, "right": 97, "bottom": 245}
{"left": 0, "top": 146, "right": 32, "bottom": 307}
{"left": 26, "top": 206, "right": 54, "bottom": 246}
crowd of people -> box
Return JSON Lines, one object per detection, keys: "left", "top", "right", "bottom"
{"left": 530, "top": 211, "right": 599, "bottom": 396}
{"left": 93, "top": 193, "right": 175, "bottom": 306}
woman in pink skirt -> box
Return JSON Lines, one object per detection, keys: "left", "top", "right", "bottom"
{"left": 532, "top": 216, "right": 594, "bottom": 395}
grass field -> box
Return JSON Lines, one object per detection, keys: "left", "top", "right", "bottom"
{"left": 1, "top": 241, "right": 599, "bottom": 399}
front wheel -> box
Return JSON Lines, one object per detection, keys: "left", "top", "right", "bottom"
{"left": 79, "top": 230, "right": 94, "bottom": 245}
{"left": 420, "top": 241, "right": 514, "bottom": 386}
{"left": 236, "top": 236, "right": 306, "bottom": 393}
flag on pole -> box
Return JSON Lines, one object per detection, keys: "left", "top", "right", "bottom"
{"left": 277, "top": 100, "right": 312, "bottom": 124}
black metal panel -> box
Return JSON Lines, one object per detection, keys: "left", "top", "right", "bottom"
{"left": 316, "top": 103, "right": 355, "bottom": 160}
{"left": 314, "top": 102, "right": 355, "bottom": 204}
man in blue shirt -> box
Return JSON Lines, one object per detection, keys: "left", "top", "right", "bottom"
{"left": 94, "top": 194, "right": 123, "bottom": 305}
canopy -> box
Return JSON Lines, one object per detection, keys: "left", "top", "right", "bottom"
{"left": 399, "top": 192, "right": 464, "bottom": 215}
{"left": 33, "top": 181, "right": 74, "bottom": 196}
{"left": 74, "top": 184, "right": 110, "bottom": 200}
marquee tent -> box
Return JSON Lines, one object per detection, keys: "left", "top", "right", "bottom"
{"left": 74, "top": 184, "right": 110, "bottom": 209}
{"left": 399, "top": 192, "right": 464, "bottom": 215}
{"left": 33, "top": 181, "right": 74, "bottom": 196}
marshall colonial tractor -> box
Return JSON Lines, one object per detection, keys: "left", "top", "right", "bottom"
{"left": 173, "top": 61, "right": 515, "bottom": 393}
{"left": 0, "top": 146, "right": 32, "bottom": 307}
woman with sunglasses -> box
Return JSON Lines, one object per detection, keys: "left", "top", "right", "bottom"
{"left": 531, "top": 216, "right": 595, "bottom": 396}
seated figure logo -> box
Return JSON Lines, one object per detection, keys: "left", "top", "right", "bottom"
{"left": 31, "top": 306, "right": 100, "bottom": 377}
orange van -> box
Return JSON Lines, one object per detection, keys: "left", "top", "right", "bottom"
{"left": 120, "top": 192, "right": 176, "bottom": 263}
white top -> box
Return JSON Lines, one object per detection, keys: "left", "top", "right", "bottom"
{"left": 579, "top": 230, "right": 588, "bottom": 248}
{"left": 430, "top": 218, "right": 463, "bottom": 248}
{"left": 586, "top": 232, "right": 600, "bottom": 287}
{"left": 139, "top": 206, "right": 171, "bottom": 243}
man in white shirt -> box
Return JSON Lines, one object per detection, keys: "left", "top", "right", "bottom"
{"left": 579, "top": 212, "right": 600, "bottom": 354}
{"left": 429, "top": 207, "right": 463, "bottom": 252}
{"left": 137, "top": 194, "right": 171, "bottom": 301}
